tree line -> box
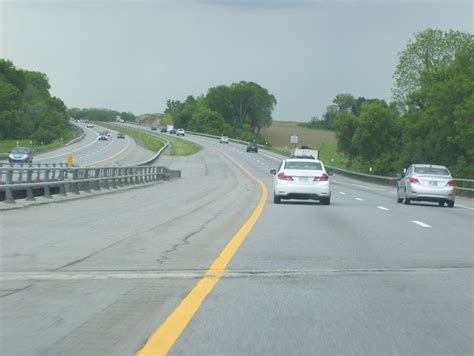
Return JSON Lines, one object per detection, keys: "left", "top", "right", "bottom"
{"left": 306, "top": 29, "right": 473, "bottom": 178}
{"left": 165, "top": 81, "right": 276, "bottom": 144}
{"left": 67, "top": 107, "right": 135, "bottom": 122}
{"left": 0, "top": 59, "right": 72, "bottom": 144}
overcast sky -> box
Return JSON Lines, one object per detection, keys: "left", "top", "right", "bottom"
{"left": 1, "top": 0, "right": 472, "bottom": 121}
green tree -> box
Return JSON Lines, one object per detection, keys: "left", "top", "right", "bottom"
{"left": 351, "top": 102, "right": 401, "bottom": 174}
{"left": 400, "top": 41, "right": 474, "bottom": 177}
{"left": 393, "top": 28, "right": 473, "bottom": 103}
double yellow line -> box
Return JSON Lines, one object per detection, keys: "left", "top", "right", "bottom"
{"left": 137, "top": 150, "right": 268, "bottom": 355}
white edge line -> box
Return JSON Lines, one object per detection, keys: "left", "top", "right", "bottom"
{"left": 411, "top": 220, "right": 432, "bottom": 228}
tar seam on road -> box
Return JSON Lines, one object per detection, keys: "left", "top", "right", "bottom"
{"left": 136, "top": 149, "right": 268, "bottom": 356}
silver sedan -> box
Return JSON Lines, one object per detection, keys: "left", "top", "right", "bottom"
{"left": 397, "top": 164, "right": 455, "bottom": 207}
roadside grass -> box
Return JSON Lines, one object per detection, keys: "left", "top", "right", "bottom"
{"left": 0, "top": 126, "right": 81, "bottom": 155}
{"left": 165, "top": 135, "right": 200, "bottom": 156}
{"left": 101, "top": 123, "right": 200, "bottom": 156}
{"left": 100, "top": 123, "right": 165, "bottom": 152}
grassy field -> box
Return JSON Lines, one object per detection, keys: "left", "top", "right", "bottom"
{"left": 101, "top": 123, "right": 200, "bottom": 156}
{"left": 0, "top": 127, "right": 82, "bottom": 155}
{"left": 261, "top": 121, "right": 348, "bottom": 168}
{"left": 261, "top": 121, "right": 336, "bottom": 148}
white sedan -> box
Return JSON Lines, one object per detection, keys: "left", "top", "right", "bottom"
{"left": 270, "top": 158, "right": 332, "bottom": 205}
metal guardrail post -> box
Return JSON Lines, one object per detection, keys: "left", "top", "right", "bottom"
{"left": 72, "top": 169, "right": 80, "bottom": 194}
{"left": 84, "top": 169, "right": 92, "bottom": 192}
{"left": 4, "top": 169, "right": 14, "bottom": 203}
{"left": 43, "top": 169, "right": 52, "bottom": 198}
{"left": 26, "top": 169, "right": 35, "bottom": 200}
{"left": 58, "top": 168, "right": 66, "bottom": 196}
{"left": 102, "top": 168, "right": 110, "bottom": 189}
{"left": 94, "top": 169, "right": 101, "bottom": 190}
{"left": 18, "top": 164, "right": 24, "bottom": 182}
{"left": 110, "top": 168, "right": 117, "bottom": 189}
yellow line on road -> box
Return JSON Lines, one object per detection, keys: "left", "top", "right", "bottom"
{"left": 136, "top": 150, "right": 268, "bottom": 356}
{"left": 85, "top": 137, "right": 132, "bottom": 167}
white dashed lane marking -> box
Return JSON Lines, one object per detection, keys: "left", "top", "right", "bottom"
{"left": 377, "top": 206, "right": 389, "bottom": 211}
{"left": 339, "top": 192, "right": 346, "bottom": 195}
{"left": 412, "top": 220, "right": 432, "bottom": 228}
{"left": 355, "top": 198, "right": 363, "bottom": 201}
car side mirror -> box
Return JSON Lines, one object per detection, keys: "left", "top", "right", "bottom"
{"left": 270, "top": 169, "right": 276, "bottom": 175}
{"left": 396, "top": 172, "right": 403, "bottom": 179}
{"left": 327, "top": 170, "right": 334, "bottom": 176}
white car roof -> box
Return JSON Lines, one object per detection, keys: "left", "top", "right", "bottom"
{"left": 284, "top": 158, "right": 323, "bottom": 164}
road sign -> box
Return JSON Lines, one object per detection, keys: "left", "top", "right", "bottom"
{"left": 290, "top": 134, "right": 298, "bottom": 145}
{"left": 67, "top": 155, "right": 73, "bottom": 167}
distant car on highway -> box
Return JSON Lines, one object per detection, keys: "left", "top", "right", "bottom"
{"left": 160, "top": 128, "right": 167, "bottom": 133}
{"left": 397, "top": 164, "right": 455, "bottom": 207}
{"left": 169, "top": 129, "right": 177, "bottom": 134}
{"left": 270, "top": 158, "right": 332, "bottom": 205}
{"left": 176, "top": 128, "right": 185, "bottom": 136}
{"left": 86, "top": 123, "right": 94, "bottom": 128}
{"left": 8, "top": 147, "right": 34, "bottom": 164}
{"left": 151, "top": 127, "right": 157, "bottom": 131}
{"left": 117, "top": 132, "right": 125, "bottom": 139}
{"left": 98, "top": 133, "right": 108, "bottom": 141}
{"left": 220, "top": 136, "right": 229, "bottom": 144}
{"left": 246, "top": 142, "right": 258, "bottom": 152}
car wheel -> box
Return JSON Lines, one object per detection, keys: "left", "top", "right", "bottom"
{"left": 403, "top": 192, "right": 410, "bottom": 205}
{"left": 438, "top": 201, "right": 445, "bottom": 207}
{"left": 273, "top": 194, "right": 281, "bottom": 204}
{"left": 447, "top": 201, "right": 454, "bottom": 208}
{"left": 321, "top": 197, "right": 330, "bottom": 205}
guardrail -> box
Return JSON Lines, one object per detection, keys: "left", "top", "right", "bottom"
{"left": 0, "top": 165, "right": 181, "bottom": 203}
{"left": 132, "top": 122, "right": 474, "bottom": 196}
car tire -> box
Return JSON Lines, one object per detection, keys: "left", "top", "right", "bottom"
{"left": 397, "top": 197, "right": 403, "bottom": 203}
{"left": 273, "top": 194, "right": 281, "bottom": 204}
{"left": 438, "top": 201, "right": 445, "bottom": 207}
{"left": 403, "top": 192, "right": 410, "bottom": 205}
{"left": 320, "top": 197, "right": 331, "bottom": 205}
{"left": 447, "top": 201, "right": 454, "bottom": 208}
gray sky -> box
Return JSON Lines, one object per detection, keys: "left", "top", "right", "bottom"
{"left": 1, "top": 0, "right": 472, "bottom": 121}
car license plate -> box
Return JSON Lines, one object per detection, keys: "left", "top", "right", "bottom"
{"left": 299, "top": 177, "right": 309, "bottom": 182}
{"left": 429, "top": 181, "right": 437, "bottom": 186}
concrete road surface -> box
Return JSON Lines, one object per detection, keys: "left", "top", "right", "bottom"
{"left": 0, "top": 131, "right": 472, "bottom": 355}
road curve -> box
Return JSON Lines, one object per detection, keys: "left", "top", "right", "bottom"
{"left": 0, "top": 130, "right": 472, "bottom": 355}
{"left": 31, "top": 122, "right": 155, "bottom": 167}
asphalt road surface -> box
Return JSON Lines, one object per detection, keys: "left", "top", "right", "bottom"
{"left": 23, "top": 123, "right": 155, "bottom": 167}
{"left": 1, "top": 131, "right": 472, "bottom": 355}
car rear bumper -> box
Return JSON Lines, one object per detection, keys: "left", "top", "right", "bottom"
{"left": 275, "top": 182, "right": 331, "bottom": 199}
{"left": 407, "top": 185, "right": 455, "bottom": 202}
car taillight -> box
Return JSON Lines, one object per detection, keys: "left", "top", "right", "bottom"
{"left": 314, "top": 174, "right": 329, "bottom": 181}
{"left": 277, "top": 172, "right": 293, "bottom": 181}
{"left": 447, "top": 180, "right": 456, "bottom": 187}
{"left": 408, "top": 177, "right": 420, "bottom": 184}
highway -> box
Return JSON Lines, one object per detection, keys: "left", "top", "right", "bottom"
{"left": 8, "top": 122, "right": 155, "bottom": 167}
{"left": 0, "top": 131, "right": 472, "bottom": 355}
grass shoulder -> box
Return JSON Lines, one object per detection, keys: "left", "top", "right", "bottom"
{"left": 0, "top": 124, "right": 81, "bottom": 155}
{"left": 101, "top": 123, "right": 200, "bottom": 156}
{"left": 100, "top": 123, "right": 165, "bottom": 152}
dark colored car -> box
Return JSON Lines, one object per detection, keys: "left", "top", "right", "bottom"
{"left": 160, "top": 128, "right": 167, "bottom": 133}
{"left": 151, "top": 127, "right": 157, "bottom": 131}
{"left": 169, "top": 129, "right": 177, "bottom": 134}
{"left": 246, "top": 143, "right": 258, "bottom": 153}
{"left": 8, "top": 147, "right": 34, "bottom": 163}
{"left": 117, "top": 132, "right": 125, "bottom": 139}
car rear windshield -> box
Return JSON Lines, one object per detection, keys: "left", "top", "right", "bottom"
{"left": 414, "top": 167, "right": 450, "bottom": 175}
{"left": 285, "top": 161, "right": 322, "bottom": 170}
